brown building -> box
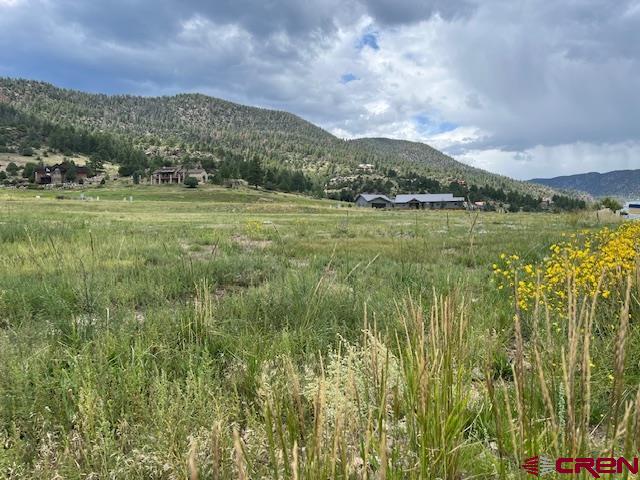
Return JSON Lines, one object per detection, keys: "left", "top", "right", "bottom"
{"left": 150, "top": 166, "right": 208, "bottom": 184}
{"left": 34, "top": 164, "right": 90, "bottom": 185}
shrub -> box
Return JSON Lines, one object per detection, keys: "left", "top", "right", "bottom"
{"left": 601, "top": 197, "right": 622, "bottom": 212}
{"left": 22, "top": 162, "right": 37, "bottom": 182}
{"left": 19, "top": 146, "right": 34, "bottom": 156}
{"left": 184, "top": 176, "right": 199, "bottom": 188}
{"left": 6, "top": 162, "right": 19, "bottom": 176}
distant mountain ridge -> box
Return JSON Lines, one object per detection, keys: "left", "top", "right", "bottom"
{"left": 531, "top": 169, "right": 640, "bottom": 200}
{"left": 0, "top": 77, "right": 560, "bottom": 198}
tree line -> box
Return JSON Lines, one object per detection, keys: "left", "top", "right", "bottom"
{"left": 327, "top": 170, "right": 586, "bottom": 211}
{"left": 0, "top": 102, "right": 587, "bottom": 211}
{"left": 0, "top": 103, "right": 318, "bottom": 194}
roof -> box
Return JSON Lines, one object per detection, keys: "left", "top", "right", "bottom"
{"left": 152, "top": 167, "right": 206, "bottom": 175}
{"left": 35, "top": 164, "right": 90, "bottom": 174}
{"left": 153, "top": 166, "right": 181, "bottom": 174}
{"left": 395, "top": 194, "right": 464, "bottom": 203}
{"left": 356, "top": 193, "right": 394, "bottom": 203}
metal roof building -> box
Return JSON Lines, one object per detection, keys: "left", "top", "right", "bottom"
{"left": 355, "top": 194, "right": 395, "bottom": 208}
{"left": 394, "top": 194, "right": 464, "bottom": 203}
{"left": 394, "top": 193, "right": 465, "bottom": 209}
{"left": 355, "top": 193, "right": 465, "bottom": 209}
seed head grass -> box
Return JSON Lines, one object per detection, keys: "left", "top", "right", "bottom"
{"left": 0, "top": 186, "right": 638, "bottom": 478}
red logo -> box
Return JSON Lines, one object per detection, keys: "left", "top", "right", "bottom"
{"left": 522, "top": 455, "right": 639, "bottom": 478}
{"left": 521, "top": 456, "right": 554, "bottom": 476}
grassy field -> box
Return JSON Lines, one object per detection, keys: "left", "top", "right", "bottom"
{"left": 1, "top": 185, "right": 637, "bottom": 479}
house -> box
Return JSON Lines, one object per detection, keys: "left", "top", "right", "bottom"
{"left": 34, "top": 164, "right": 91, "bottom": 185}
{"left": 357, "top": 163, "right": 375, "bottom": 172}
{"left": 355, "top": 193, "right": 395, "bottom": 208}
{"left": 394, "top": 193, "right": 465, "bottom": 209}
{"left": 355, "top": 192, "right": 465, "bottom": 209}
{"left": 150, "top": 166, "right": 208, "bottom": 184}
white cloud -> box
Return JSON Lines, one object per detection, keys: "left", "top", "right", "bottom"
{"left": 426, "top": 126, "right": 486, "bottom": 151}
{"left": 459, "top": 142, "right": 640, "bottom": 180}
{"left": 364, "top": 100, "right": 390, "bottom": 115}
{"left": 0, "top": 0, "right": 639, "bottom": 179}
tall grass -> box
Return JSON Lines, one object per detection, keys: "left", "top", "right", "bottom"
{"left": 1, "top": 194, "right": 635, "bottom": 478}
{"left": 175, "top": 268, "right": 640, "bottom": 479}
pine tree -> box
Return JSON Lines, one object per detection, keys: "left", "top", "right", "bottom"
{"left": 246, "top": 156, "right": 263, "bottom": 187}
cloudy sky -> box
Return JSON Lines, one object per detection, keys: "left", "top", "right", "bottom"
{"left": 1, "top": 0, "right": 639, "bottom": 179}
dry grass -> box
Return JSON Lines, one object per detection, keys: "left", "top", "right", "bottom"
{"left": 0, "top": 187, "right": 636, "bottom": 478}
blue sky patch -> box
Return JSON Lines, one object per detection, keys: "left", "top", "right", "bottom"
{"left": 414, "top": 113, "right": 457, "bottom": 134}
{"left": 358, "top": 33, "right": 379, "bottom": 50}
{"left": 340, "top": 73, "right": 358, "bottom": 84}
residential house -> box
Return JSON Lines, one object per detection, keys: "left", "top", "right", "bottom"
{"left": 355, "top": 192, "right": 465, "bottom": 209}
{"left": 150, "top": 166, "right": 208, "bottom": 184}
{"left": 394, "top": 193, "right": 465, "bottom": 209}
{"left": 354, "top": 193, "right": 395, "bottom": 208}
{"left": 357, "top": 163, "right": 375, "bottom": 172}
{"left": 34, "top": 164, "right": 91, "bottom": 185}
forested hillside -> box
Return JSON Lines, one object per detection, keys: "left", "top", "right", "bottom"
{"left": 351, "top": 138, "right": 547, "bottom": 197}
{"left": 0, "top": 78, "right": 583, "bottom": 210}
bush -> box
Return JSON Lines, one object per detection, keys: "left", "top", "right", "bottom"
{"left": 184, "top": 176, "right": 198, "bottom": 188}
{"left": 65, "top": 164, "right": 77, "bottom": 182}
{"left": 5, "top": 162, "right": 19, "bottom": 176}
{"left": 20, "top": 146, "right": 34, "bottom": 156}
{"left": 22, "top": 162, "right": 37, "bottom": 182}
{"left": 601, "top": 197, "right": 622, "bottom": 212}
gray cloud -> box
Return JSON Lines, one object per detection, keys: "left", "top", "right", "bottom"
{"left": 364, "top": 0, "right": 476, "bottom": 24}
{"left": 0, "top": 0, "right": 639, "bottom": 178}
{"left": 436, "top": 0, "right": 640, "bottom": 151}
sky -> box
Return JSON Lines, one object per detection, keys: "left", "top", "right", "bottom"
{"left": 1, "top": 0, "right": 639, "bottom": 180}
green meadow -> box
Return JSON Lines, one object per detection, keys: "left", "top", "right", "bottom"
{"left": 0, "top": 185, "right": 635, "bottom": 479}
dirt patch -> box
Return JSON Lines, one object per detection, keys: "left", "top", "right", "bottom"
{"left": 179, "top": 240, "right": 221, "bottom": 260}
{"left": 290, "top": 259, "right": 309, "bottom": 268}
{"left": 211, "top": 285, "right": 247, "bottom": 301}
{"left": 134, "top": 309, "right": 145, "bottom": 324}
{"left": 232, "top": 234, "right": 272, "bottom": 251}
